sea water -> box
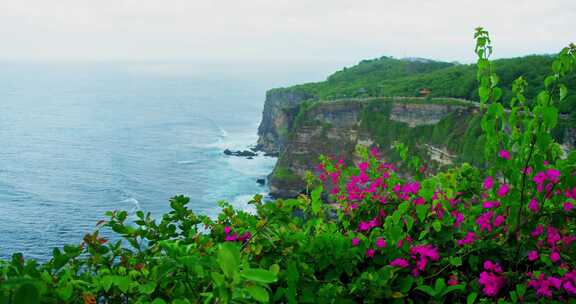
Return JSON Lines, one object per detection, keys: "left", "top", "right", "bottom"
{"left": 0, "top": 61, "right": 285, "bottom": 260}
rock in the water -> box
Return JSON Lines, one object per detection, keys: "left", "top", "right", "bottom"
{"left": 256, "top": 178, "right": 266, "bottom": 185}
{"left": 223, "top": 149, "right": 257, "bottom": 157}
{"left": 246, "top": 156, "right": 254, "bottom": 159}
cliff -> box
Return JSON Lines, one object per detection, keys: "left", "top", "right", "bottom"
{"left": 256, "top": 89, "right": 316, "bottom": 154}
{"left": 265, "top": 97, "right": 486, "bottom": 197}
{"left": 257, "top": 54, "right": 576, "bottom": 198}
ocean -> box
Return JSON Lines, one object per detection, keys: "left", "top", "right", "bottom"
{"left": 0, "top": 61, "right": 293, "bottom": 261}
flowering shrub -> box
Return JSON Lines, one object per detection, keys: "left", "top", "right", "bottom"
{"left": 0, "top": 29, "right": 575, "bottom": 303}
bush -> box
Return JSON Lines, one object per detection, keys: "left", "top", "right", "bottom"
{"left": 0, "top": 29, "right": 575, "bottom": 304}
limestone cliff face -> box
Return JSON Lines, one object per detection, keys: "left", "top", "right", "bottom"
{"left": 256, "top": 89, "right": 315, "bottom": 154}
{"left": 259, "top": 95, "right": 574, "bottom": 198}
{"left": 268, "top": 101, "right": 366, "bottom": 197}
{"left": 267, "top": 98, "right": 479, "bottom": 198}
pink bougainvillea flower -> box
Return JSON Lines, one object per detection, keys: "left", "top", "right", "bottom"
{"left": 457, "top": 231, "right": 476, "bottom": 246}
{"left": 483, "top": 176, "right": 494, "bottom": 190}
{"left": 390, "top": 258, "right": 409, "bottom": 268}
{"left": 351, "top": 238, "right": 360, "bottom": 247}
{"left": 452, "top": 212, "right": 464, "bottom": 228}
{"left": 564, "top": 281, "right": 576, "bottom": 295}
{"left": 239, "top": 231, "right": 252, "bottom": 242}
{"left": 497, "top": 184, "right": 510, "bottom": 197}
{"left": 499, "top": 150, "right": 511, "bottom": 160}
{"left": 225, "top": 233, "right": 238, "bottom": 241}
{"left": 493, "top": 215, "right": 505, "bottom": 227}
{"left": 528, "top": 198, "right": 539, "bottom": 213}
{"left": 522, "top": 166, "right": 533, "bottom": 175}
{"left": 547, "top": 277, "right": 562, "bottom": 290}
{"left": 532, "top": 224, "right": 544, "bottom": 237}
{"left": 413, "top": 197, "right": 425, "bottom": 205}
{"left": 479, "top": 271, "right": 504, "bottom": 297}
{"left": 483, "top": 260, "right": 495, "bottom": 271}
{"left": 546, "top": 226, "right": 561, "bottom": 246}
{"left": 533, "top": 172, "right": 547, "bottom": 192}
{"left": 410, "top": 244, "right": 440, "bottom": 261}
{"left": 566, "top": 187, "right": 576, "bottom": 200}
{"left": 564, "top": 202, "right": 574, "bottom": 212}
{"left": 550, "top": 251, "right": 560, "bottom": 263}
{"left": 369, "top": 147, "right": 381, "bottom": 159}
{"left": 330, "top": 186, "right": 340, "bottom": 195}
{"left": 528, "top": 273, "right": 564, "bottom": 298}
{"left": 447, "top": 275, "right": 458, "bottom": 286}
{"left": 329, "top": 172, "right": 340, "bottom": 184}
{"left": 483, "top": 201, "right": 500, "bottom": 209}
{"left": 418, "top": 165, "right": 427, "bottom": 174}
{"left": 358, "top": 162, "right": 369, "bottom": 172}
{"left": 477, "top": 211, "right": 494, "bottom": 232}
{"left": 528, "top": 250, "right": 539, "bottom": 261}
{"left": 546, "top": 168, "right": 561, "bottom": 183}
{"left": 224, "top": 226, "right": 231, "bottom": 235}
{"left": 479, "top": 260, "right": 505, "bottom": 297}
{"left": 376, "top": 238, "right": 386, "bottom": 248}
{"left": 365, "top": 248, "right": 375, "bottom": 258}
{"left": 358, "top": 221, "right": 371, "bottom": 231}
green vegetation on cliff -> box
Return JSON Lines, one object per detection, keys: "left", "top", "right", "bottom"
{"left": 359, "top": 99, "right": 485, "bottom": 168}
{"left": 271, "top": 55, "right": 576, "bottom": 119}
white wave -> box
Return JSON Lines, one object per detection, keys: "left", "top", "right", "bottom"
{"left": 176, "top": 160, "right": 200, "bottom": 165}
{"left": 121, "top": 197, "right": 141, "bottom": 213}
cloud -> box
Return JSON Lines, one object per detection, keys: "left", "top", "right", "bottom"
{"left": 0, "top": 0, "right": 573, "bottom": 63}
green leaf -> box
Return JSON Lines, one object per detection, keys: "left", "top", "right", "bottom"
{"left": 492, "top": 87, "right": 502, "bottom": 102}
{"left": 113, "top": 276, "right": 131, "bottom": 293}
{"left": 415, "top": 285, "right": 436, "bottom": 297}
{"left": 397, "top": 201, "right": 410, "bottom": 216}
{"left": 416, "top": 205, "right": 428, "bottom": 222}
{"left": 241, "top": 268, "right": 278, "bottom": 284}
{"left": 311, "top": 186, "right": 323, "bottom": 214}
{"left": 56, "top": 284, "right": 73, "bottom": 301}
{"left": 432, "top": 221, "right": 442, "bottom": 232}
{"left": 467, "top": 292, "right": 478, "bottom": 304}
{"left": 542, "top": 107, "right": 558, "bottom": 129}
{"left": 246, "top": 285, "right": 270, "bottom": 303}
{"left": 510, "top": 291, "right": 518, "bottom": 303}
{"left": 405, "top": 216, "right": 414, "bottom": 232}
{"left": 14, "top": 283, "right": 39, "bottom": 304}
{"left": 490, "top": 75, "right": 500, "bottom": 86}
{"left": 515, "top": 284, "right": 526, "bottom": 297}
{"left": 101, "top": 275, "right": 114, "bottom": 292}
{"left": 217, "top": 243, "right": 240, "bottom": 278}
{"left": 449, "top": 256, "right": 462, "bottom": 267}
{"left": 434, "top": 278, "right": 446, "bottom": 293}
{"left": 286, "top": 262, "right": 299, "bottom": 304}
{"left": 440, "top": 284, "right": 465, "bottom": 297}
{"left": 139, "top": 282, "right": 157, "bottom": 295}
{"left": 172, "top": 300, "right": 191, "bottom": 304}
{"left": 152, "top": 299, "right": 167, "bottom": 304}
{"left": 560, "top": 85, "right": 568, "bottom": 101}
{"left": 0, "top": 293, "right": 9, "bottom": 304}
{"left": 479, "top": 87, "right": 490, "bottom": 103}
{"left": 544, "top": 75, "right": 556, "bottom": 88}
{"left": 398, "top": 276, "right": 414, "bottom": 293}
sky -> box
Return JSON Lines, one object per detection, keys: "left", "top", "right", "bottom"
{"left": 0, "top": 0, "right": 574, "bottom": 67}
